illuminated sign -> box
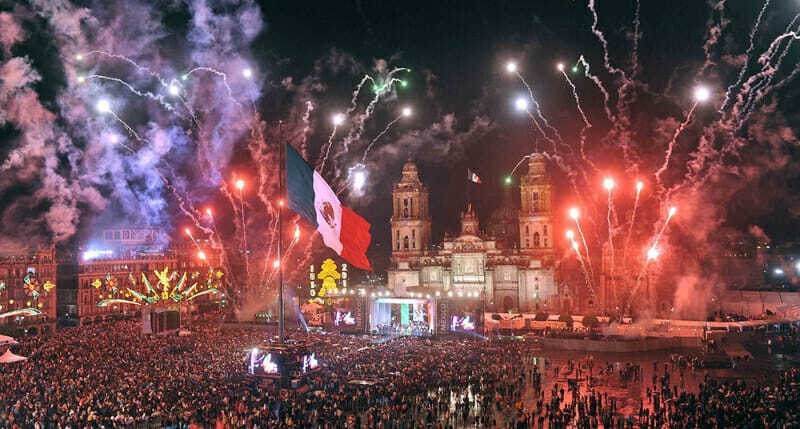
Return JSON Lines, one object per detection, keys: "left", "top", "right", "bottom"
{"left": 83, "top": 249, "right": 114, "bottom": 261}
{"left": 309, "top": 259, "right": 348, "bottom": 302}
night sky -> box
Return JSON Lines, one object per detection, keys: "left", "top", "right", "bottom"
{"left": 0, "top": 0, "right": 798, "bottom": 280}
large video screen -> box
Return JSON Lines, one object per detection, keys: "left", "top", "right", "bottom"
{"left": 441, "top": 300, "right": 481, "bottom": 333}
{"left": 247, "top": 347, "right": 321, "bottom": 378}
{"left": 247, "top": 348, "right": 281, "bottom": 377}
{"left": 334, "top": 311, "right": 356, "bottom": 327}
{"left": 451, "top": 314, "right": 476, "bottom": 331}
{"left": 330, "top": 297, "right": 363, "bottom": 332}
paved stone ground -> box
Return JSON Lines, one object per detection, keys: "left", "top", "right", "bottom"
{"left": 440, "top": 342, "right": 795, "bottom": 428}
{"left": 351, "top": 338, "right": 798, "bottom": 428}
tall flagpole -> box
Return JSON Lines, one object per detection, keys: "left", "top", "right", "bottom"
{"left": 278, "top": 138, "right": 285, "bottom": 343}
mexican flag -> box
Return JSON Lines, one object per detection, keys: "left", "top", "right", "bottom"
{"left": 286, "top": 143, "right": 372, "bottom": 270}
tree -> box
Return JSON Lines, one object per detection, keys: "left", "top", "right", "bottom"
{"left": 558, "top": 314, "right": 574, "bottom": 327}
{"left": 582, "top": 315, "right": 599, "bottom": 328}
{"left": 534, "top": 312, "right": 549, "bottom": 321}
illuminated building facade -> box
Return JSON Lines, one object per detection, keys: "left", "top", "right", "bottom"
{"left": 387, "top": 156, "right": 558, "bottom": 313}
{"left": 599, "top": 243, "right": 659, "bottom": 314}
{"left": 0, "top": 247, "right": 59, "bottom": 333}
{"left": 77, "top": 228, "right": 220, "bottom": 324}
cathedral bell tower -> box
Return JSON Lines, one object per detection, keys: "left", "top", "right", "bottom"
{"left": 391, "top": 160, "right": 431, "bottom": 260}
{"left": 519, "top": 154, "right": 553, "bottom": 253}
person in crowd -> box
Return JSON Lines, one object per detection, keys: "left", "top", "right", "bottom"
{"left": 1, "top": 318, "right": 798, "bottom": 428}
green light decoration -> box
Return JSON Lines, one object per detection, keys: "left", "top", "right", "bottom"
{"left": 571, "top": 66, "right": 579, "bottom": 73}
{"left": 186, "top": 288, "right": 219, "bottom": 301}
{"left": 96, "top": 266, "right": 223, "bottom": 308}
{"left": 22, "top": 272, "right": 55, "bottom": 301}
{"left": 97, "top": 299, "right": 139, "bottom": 307}
{"left": 504, "top": 176, "right": 513, "bottom": 185}
{"left": 400, "top": 80, "right": 408, "bottom": 88}
{"left": 0, "top": 308, "right": 42, "bottom": 319}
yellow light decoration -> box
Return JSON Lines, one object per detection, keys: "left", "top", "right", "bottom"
{"left": 26, "top": 301, "right": 31, "bottom": 306}
{"left": 96, "top": 266, "right": 224, "bottom": 308}
{"left": 316, "top": 259, "right": 340, "bottom": 298}
{"left": 9, "top": 299, "right": 14, "bottom": 304}
{"left": 37, "top": 303, "right": 43, "bottom": 308}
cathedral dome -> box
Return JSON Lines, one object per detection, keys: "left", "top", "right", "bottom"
{"left": 487, "top": 193, "right": 519, "bottom": 248}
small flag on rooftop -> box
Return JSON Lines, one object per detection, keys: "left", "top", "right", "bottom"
{"left": 467, "top": 169, "right": 482, "bottom": 184}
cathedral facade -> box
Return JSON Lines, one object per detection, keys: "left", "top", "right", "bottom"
{"left": 387, "top": 155, "right": 559, "bottom": 312}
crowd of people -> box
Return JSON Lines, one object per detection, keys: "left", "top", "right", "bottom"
{"left": 0, "top": 317, "right": 798, "bottom": 428}
{"left": 374, "top": 321, "right": 432, "bottom": 337}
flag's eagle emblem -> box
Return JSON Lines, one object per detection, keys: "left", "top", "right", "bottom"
{"left": 320, "top": 201, "right": 337, "bottom": 229}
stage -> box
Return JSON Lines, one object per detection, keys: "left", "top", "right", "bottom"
{"left": 369, "top": 297, "right": 435, "bottom": 336}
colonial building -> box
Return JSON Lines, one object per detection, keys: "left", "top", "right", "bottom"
{"left": 0, "top": 247, "right": 59, "bottom": 334}
{"left": 77, "top": 227, "right": 220, "bottom": 324}
{"left": 387, "top": 155, "right": 558, "bottom": 312}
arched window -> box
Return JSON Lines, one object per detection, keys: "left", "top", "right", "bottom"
{"left": 533, "top": 232, "right": 540, "bottom": 247}
{"left": 396, "top": 231, "right": 400, "bottom": 250}
{"left": 525, "top": 225, "right": 530, "bottom": 235}
{"left": 403, "top": 236, "right": 409, "bottom": 250}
